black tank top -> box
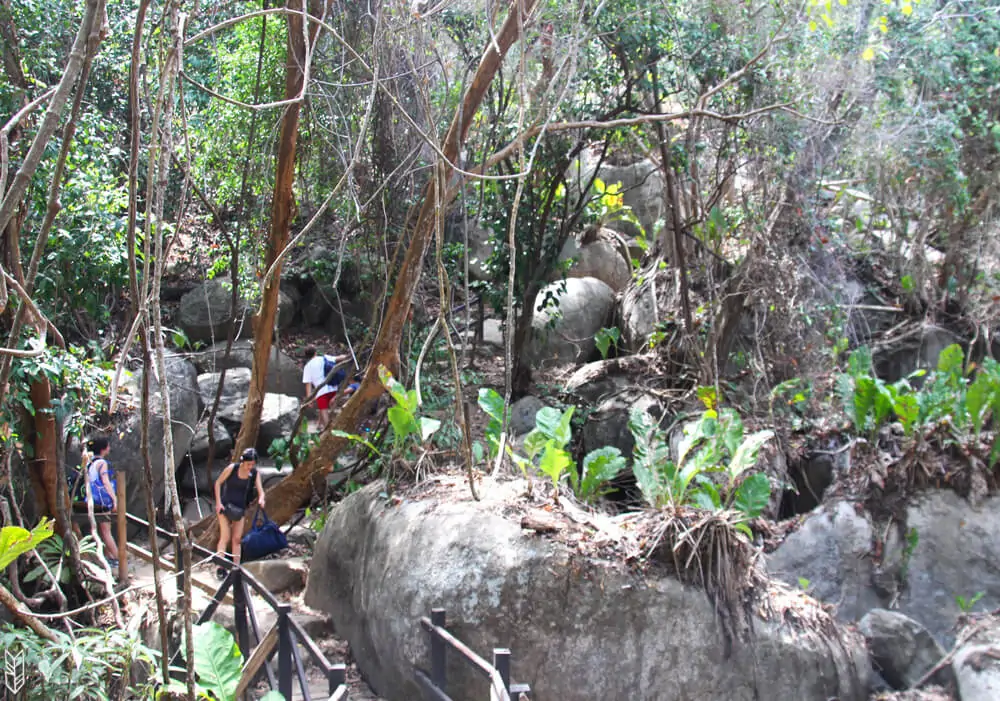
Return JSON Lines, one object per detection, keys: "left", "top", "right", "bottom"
{"left": 223, "top": 465, "right": 254, "bottom": 508}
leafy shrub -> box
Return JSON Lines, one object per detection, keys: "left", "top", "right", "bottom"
{"left": 378, "top": 366, "right": 441, "bottom": 455}
{"left": 0, "top": 623, "right": 158, "bottom": 701}
{"left": 838, "top": 343, "right": 1000, "bottom": 463}
{"left": 594, "top": 327, "right": 621, "bottom": 360}
{"left": 629, "top": 400, "right": 774, "bottom": 536}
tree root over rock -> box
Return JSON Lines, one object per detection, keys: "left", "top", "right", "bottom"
{"left": 634, "top": 508, "right": 763, "bottom": 652}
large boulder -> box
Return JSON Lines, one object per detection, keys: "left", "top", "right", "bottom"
{"left": 873, "top": 325, "right": 963, "bottom": 383}
{"left": 197, "top": 368, "right": 252, "bottom": 414}
{"left": 305, "top": 481, "right": 870, "bottom": 701}
{"left": 211, "top": 391, "right": 300, "bottom": 454}
{"left": 619, "top": 268, "right": 671, "bottom": 352}
{"left": 187, "top": 419, "right": 232, "bottom": 464}
{"left": 77, "top": 356, "right": 200, "bottom": 520}
{"left": 769, "top": 491, "right": 1000, "bottom": 645}
{"left": 859, "top": 609, "right": 953, "bottom": 690}
{"left": 186, "top": 340, "right": 303, "bottom": 397}
{"left": 178, "top": 280, "right": 251, "bottom": 344}
{"left": 509, "top": 396, "right": 547, "bottom": 436}
{"left": 568, "top": 155, "right": 666, "bottom": 238}
{"left": 526, "top": 277, "right": 615, "bottom": 367}
{"left": 556, "top": 231, "right": 631, "bottom": 292}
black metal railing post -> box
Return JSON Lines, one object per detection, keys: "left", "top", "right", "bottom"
{"left": 278, "top": 603, "right": 293, "bottom": 701}
{"left": 431, "top": 608, "right": 447, "bottom": 689}
{"left": 493, "top": 649, "right": 511, "bottom": 695}
{"left": 327, "top": 663, "right": 347, "bottom": 696}
{"left": 232, "top": 567, "right": 249, "bottom": 657}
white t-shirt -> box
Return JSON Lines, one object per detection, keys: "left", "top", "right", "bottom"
{"left": 302, "top": 355, "right": 336, "bottom": 397}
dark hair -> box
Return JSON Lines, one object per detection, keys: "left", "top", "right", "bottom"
{"left": 87, "top": 437, "right": 109, "bottom": 454}
{"left": 303, "top": 346, "right": 317, "bottom": 359}
{"left": 241, "top": 448, "right": 258, "bottom": 462}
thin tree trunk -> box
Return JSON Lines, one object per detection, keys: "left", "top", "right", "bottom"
{"left": 198, "top": 0, "right": 541, "bottom": 544}
{"left": 232, "top": 0, "right": 325, "bottom": 458}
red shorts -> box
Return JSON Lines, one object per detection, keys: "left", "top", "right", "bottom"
{"left": 317, "top": 392, "right": 335, "bottom": 410}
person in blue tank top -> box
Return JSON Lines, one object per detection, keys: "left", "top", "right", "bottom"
{"left": 213, "top": 448, "right": 266, "bottom": 579}
{"left": 83, "top": 437, "right": 119, "bottom": 568}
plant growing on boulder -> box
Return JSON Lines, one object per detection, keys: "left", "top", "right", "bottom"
{"left": 378, "top": 366, "right": 441, "bottom": 456}
{"left": 628, "top": 397, "right": 774, "bottom": 536}
{"left": 594, "top": 326, "right": 621, "bottom": 359}
{"left": 512, "top": 406, "right": 576, "bottom": 505}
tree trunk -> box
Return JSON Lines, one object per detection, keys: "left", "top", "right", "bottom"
{"left": 28, "top": 378, "right": 64, "bottom": 535}
{"left": 198, "top": 0, "right": 541, "bottom": 545}
{"left": 232, "top": 0, "right": 324, "bottom": 457}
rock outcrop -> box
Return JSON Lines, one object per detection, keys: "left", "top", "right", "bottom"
{"left": 306, "top": 481, "right": 870, "bottom": 701}
{"left": 187, "top": 340, "right": 302, "bottom": 397}
{"left": 526, "top": 277, "right": 615, "bottom": 367}
{"left": 769, "top": 490, "right": 1000, "bottom": 645}
{"left": 178, "top": 280, "right": 251, "bottom": 343}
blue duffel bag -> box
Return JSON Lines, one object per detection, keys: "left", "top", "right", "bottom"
{"left": 241, "top": 509, "right": 288, "bottom": 562}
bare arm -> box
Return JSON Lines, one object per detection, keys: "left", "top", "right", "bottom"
{"left": 255, "top": 471, "right": 266, "bottom": 508}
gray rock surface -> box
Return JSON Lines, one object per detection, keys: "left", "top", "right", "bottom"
{"left": 557, "top": 232, "right": 631, "bottom": 292}
{"left": 197, "top": 368, "right": 252, "bottom": 414}
{"left": 245, "top": 558, "right": 308, "bottom": 595}
{"left": 183, "top": 497, "right": 215, "bottom": 524}
{"left": 581, "top": 392, "right": 662, "bottom": 459}
{"left": 73, "top": 356, "right": 199, "bottom": 520}
{"left": 186, "top": 340, "right": 303, "bottom": 397}
{"left": 526, "top": 277, "right": 615, "bottom": 367}
{"left": 859, "top": 609, "right": 953, "bottom": 690}
{"left": 178, "top": 280, "right": 251, "bottom": 343}
{"left": 954, "top": 617, "right": 1000, "bottom": 701}
{"left": 619, "top": 270, "right": 667, "bottom": 351}
{"left": 187, "top": 419, "right": 232, "bottom": 464}
{"left": 568, "top": 156, "right": 665, "bottom": 238}
{"left": 306, "top": 482, "right": 870, "bottom": 701}
{"left": 509, "top": 395, "right": 547, "bottom": 436}
{"left": 874, "top": 325, "right": 963, "bottom": 383}
{"left": 769, "top": 491, "right": 1000, "bottom": 645}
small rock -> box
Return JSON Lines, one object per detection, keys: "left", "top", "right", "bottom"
{"left": 510, "top": 395, "right": 547, "bottom": 436}
{"left": 859, "top": 609, "right": 953, "bottom": 690}
{"left": 520, "top": 510, "right": 564, "bottom": 534}
{"left": 244, "top": 558, "right": 308, "bottom": 595}
{"left": 286, "top": 525, "right": 318, "bottom": 548}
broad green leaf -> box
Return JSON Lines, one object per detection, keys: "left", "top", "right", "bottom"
{"left": 628, "top": 406, "right": 667, "bottom": 507}
{"left": 691, "top": 484, "right": 720, "bottom": 511}
{"left": 387, "top": 406, "right": 416, "bottom": 443}
{"left": 727, "top": 430, "right": 774, "bottom": 480}
{"left": 718, "top": 408, "right": 744, "bottom": 457}
{"left": 377, "top": 365, "right": 411, "bottom": 410}
{"left": 0, "top": 519, "right": 54, "bottom": 570}
{"left": 937, "top": 344, "right": 965, "bottom": 380}
{"left": 733, "top": 522, "right": 754, "bottom": 539}
{"left": 523, "top": 429, "right": 549, "bottom": 460}
{"left": 472, "top": 441, "right": 485, "bottom": 463}
{"left": 892, "top": 395, "right": 919, "bottom": 433}
{"left": 182, "top": 622, "right": 243, "bottom": 701}
{"left": 538, "top": 442, "right": 572, "bottom": 486}
{"left": 535, "top": 406, "right": 574, "bottom": 446}
{"left": 330, "top": 429, "right": 380, "bottom": 455}
{"left": 260, "top": 693, "right": 286, "bottom": 701}
{"left": 419, "top": 417, "right": 441, "bottom": 442}
{"left": 580, "top": 447, "right": 626, "bottom": 501}
{"left": 678, "top": 414, "right": 715, "bottom": 467}
{"left": 477, "top": 388, "right": 505, "bottom": 422}
{"left": 733, "top": 473, "right": 771, "bottom": 518}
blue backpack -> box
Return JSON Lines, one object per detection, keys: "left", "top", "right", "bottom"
{"left": 322, "top": 355, "right": 346, "bottom": 388}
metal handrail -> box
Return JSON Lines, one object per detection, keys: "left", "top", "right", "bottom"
{"left": 417, "top": 609, "right": 530, "bottom": 701}
{"left": 124, "top": 510, "right": 348, "bottom": 699}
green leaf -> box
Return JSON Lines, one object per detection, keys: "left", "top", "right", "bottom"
{"left": 259, "top": 693, "right": 286, "bottom": 701}
{"left": 628, "top": 406, "right": 671, "bottom": 507}
{"left": 937, "top": 344, "right": 965, "bottom": 378}
{"left": 732, "top": 473, "right": 771, "bottom": 518}
{"left": 538, "top": 441, "right": 572, "bottom": 487}
{"left": 330, "top": 429, "right": 380, "bottom": 455}
{"left": 183, "top": 622, "right": 243, "bottom": 701}
{"left": 727, "top": 430, "right": 774, "bottom": 479}
{"left": 0, "top": 519, "right": 55, "bottom": 570}
{"left": 419, "top": 417, "right": 441, "bottom": 442}
{"left": 387, "top": 405, "right": 417, "bottom": 444}
{"left": 579, "top": 447, "right": 626, "bottom": 501}
{"left": 477, "top": 388, "right": 505, "bottom": 423}
{"left": 678, "top": 413, "right": 716, "bottom": 467}
{"left": 718, "top": 408, "right": 744, "bottom": 458}
{"left": 535, "top": 406, "right": 574, "bottom": 446}
{"left": 522, "top": 429, "right": 548, "bottom": 460}
{"left": 692, "top": 482, "right": 721, "bottom": 511}
{"left": 892, "top": 394, "right": 919, "bottom": 433}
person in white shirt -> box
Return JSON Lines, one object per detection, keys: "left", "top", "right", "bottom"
{"left": 302, "top": 346, "right": 348, "bottom": 429}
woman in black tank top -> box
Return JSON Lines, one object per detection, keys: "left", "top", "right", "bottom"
{"left": 214, "top": 448, "right": 266, "bottom": 579}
